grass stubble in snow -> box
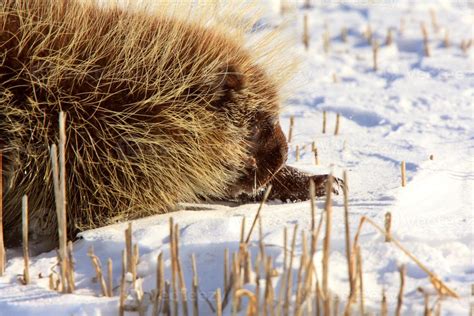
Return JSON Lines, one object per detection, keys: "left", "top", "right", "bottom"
{"left": 0, "top": 1, "right": 473, "bottom": 315}
{"left": 0, "top": 113, "right": 462, "bottom": 315}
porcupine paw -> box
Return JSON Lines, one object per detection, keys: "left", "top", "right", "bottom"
{"left": 311, "top": 174, "right": 344, "bottom": 197}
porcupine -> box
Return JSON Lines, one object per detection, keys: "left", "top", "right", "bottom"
{"left": 0, "top": 0, "right": 340, "bottom": 247}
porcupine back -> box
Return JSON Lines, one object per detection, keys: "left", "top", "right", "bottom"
{"left": 0, "top": 0, "right": 293, "bottom": 244}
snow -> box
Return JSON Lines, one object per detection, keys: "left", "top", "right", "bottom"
{"left": 1, "top": 1, "right": 472, "bottom": 315}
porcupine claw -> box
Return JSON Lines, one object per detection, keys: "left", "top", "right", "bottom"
{"left": 311, "top": 174, "right": 345, "bottom": 197}
{"left": 242, "top": 165, "right": 345, "bottom": 202}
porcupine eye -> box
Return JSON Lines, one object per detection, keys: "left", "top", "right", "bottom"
{"left": 250, "top": 124, "right": 259, "bottom": 140}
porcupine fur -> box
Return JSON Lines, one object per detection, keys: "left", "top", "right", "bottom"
{"left": 0, "top": 0, "right": 301, "bottom": 246}
{"left": 0, "top": 0, "right": 340, "bottom": 245}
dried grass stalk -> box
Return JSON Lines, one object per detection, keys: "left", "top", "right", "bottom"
{"left": 352, "top": 217, "right": 366, "bottom": 255}
{"left": 333, "top": 295, "right": 340, "bottom": 316}
{"left": 276, "top": 227, "right": 288, "bottom": 316}
{"left": 234, "top": 289, "right": 257, "bottom": 315}
{"left": 177, "top": 262, "right": 189, "bottom": 315}
{"left": 386, "top": 28, "right": 393, "bottom": 46}
{"left": 356, "top": 246, "right": 365, "bottom": 316}
{"left": 216, "top": 288, "right": 222, "bottom": 316}
{"left": 191, "top": 254, "right": 199, "bottom": 316}
{"left": 288, "top": 116, "right": 295, "bottom": 143}
{"left": 302, "top": 197, "right": 324, "bottom": 312}
{"left": 396, "top": 265, "right": 406, "bottom": 316}
{"left": 295, "top": 145, "right": 300, "bottom": 162}
{"left": 323, "top": 25, "right": 330, "bottom": 54}
{"left": 240, "top": 217, "right": 246, "bottom": 244}
{"left": 294, "top": 233, "right": 307, "bottom": 314}
{"left": 258, "top": 217, "right": 265, "bottom": 263}
{"left": 231, "top": 252, "right": 241, "bottom": 315}
{"left": 343, "top": 271, "right": 355, "bottom": 315}
{"left": 49, "top": 112, "right": 71, "bottom": 293}
{"left": 174, "top": 224, "right": 189, "bottom": 316}
{"left": 280, "top": 0, "right": 287, "bottom": 16}
{"left": 223, "top": 248, "right": 229, "bottom": 299}
{"left": 137, "top": 279, "right": 146, "bottom": 316}
{"left": 125, "top": 223, "right": 133, "bottom": 273}
{"left": 264, "top": 256, "right": 275, "bottom": 315}
{"left": 384, "top": 212, "right": 392, "bottom": 242}
{"left": 418, "top": 287, "right": 432, "bottom": 316}
{"left": 306, "top": 237, "right": 317, "bottom": 278}
{"left": 303, "top": 15, "right": 310, "bottom": 50}
{"left": 0, "top": 151, "right": 4, "bottom": 276}
{"left": 434, "top": 299, "right": 442, "bottom": 316}
{"left": 334, "top": 114, "right": 340, "bottom": 135}
{"left": 49, "top": 273, "right": 55, "bottom": 290}
{"left": 245, "top": 185, "right": 272, "bottom": 244}
{"left": 119, "top": 251, "right": 126, "bottom": 316}
{"left": 50, "top": 144, "right": 66, "bottom": 291}
{"left": 169, "top": 218, "right": 178, "bottom": 316}
{"left": 322, "top": 175, "right": 334, "bottom": 315}
{"left": 301, "top": 230, "right": 308, "bottom": 262}
{"left": 107, "top": 258, "right": 113, "bottom": 297}
{"left": 132, "top": 244, "right": 139, "bottom": 288}
{"left": 67, "top": 241, "right": 75, "bottom": 292}
{"left": 22, "top": 195, "right": 30, "bottom": 285}
{"left": 238, "top": 243, "right": 246, "bottom": 284}
{"left": 342, "top": 171, "right": 355, "bottom": 301}
{"left": 88, "top": 246, "right": 108, "bottom": 296}
{"left": 309, "top": 179, "right": 316, "bottom": 233}
{"left": 372, "top": 40, "right": 379, "bottom": 71}
{"left": 244, "top": 248, "right": 252, "bottom": 284}
{"left": 284, "top": 224, "right": 298, "bottom": 315}
{"left": 401, "top": 161, "right": 407, "bottom": 187}
{"left": 58, "top": 112, "right": 69, "bottom": 287}
{"left": 153, "top": 253, "right": 164, "bottom": 316}
{"left": 315, "top": 280, "right": 321, "bottom": 316}
{"left": 381, "top": 288, "right": 388, "bottom": 316}
{"left": 421, "top": 23, "right": 431, "bottom": 57}
{"left": 51, "top": 158, "right": 69, "bottom": 290}
{"left": 283, "top": 227, "right": 288, "bottom": 274}
{"left": 460, "top": 40, "right": 467, "bottom": 53}
{"left": 322, "top": 111, "right": 327, "bottom": 134}
{"left": 55, "top": 276, "right": 60, "bottom": 291}
{"left": 313, "top": 146, "right": 320, "bottom": 165}
{"left": 164, "top": 281, "right": 171, "bottom": 316}
{"left": 255, "top": 254, "right": 261, "bottom": 314}
{"left": 460, "top": 39, "right": 472, "bottom": 54}
{"left": 300, "top": 260, "right": 316, "bottom": 315}
{"left": 443, "top": 30, "right": 450, "bottom": 48}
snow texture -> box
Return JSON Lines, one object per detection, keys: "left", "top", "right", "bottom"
{"left": 0, "top": 1, "right": 472, "bottom": 315}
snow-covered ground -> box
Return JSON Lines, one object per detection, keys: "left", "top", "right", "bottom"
{"left": 1, "top": 1, "right": 472, "bottom": 315}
